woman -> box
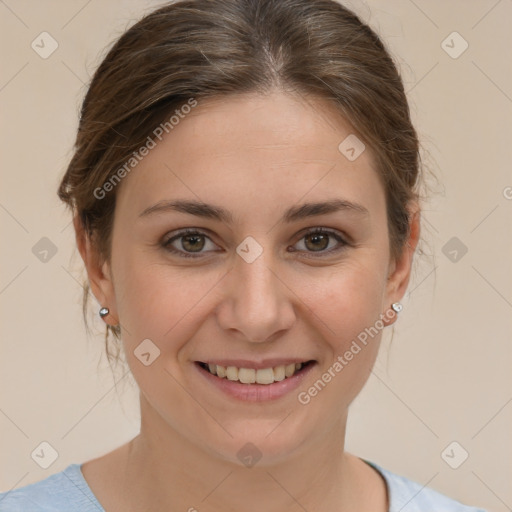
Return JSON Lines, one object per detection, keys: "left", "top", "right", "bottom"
{"left": 0, "top": 0, "right": 488, "bottom": 510}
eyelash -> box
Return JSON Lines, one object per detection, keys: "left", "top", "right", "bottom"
{"left": 161, "top": 227, "right": 349, "bottom": 259}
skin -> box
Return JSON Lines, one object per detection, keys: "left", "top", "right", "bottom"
{"left": 76, "top": 89, "right": 420, "bottom": 512}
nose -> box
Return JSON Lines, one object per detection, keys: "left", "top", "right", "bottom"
{"left": 215, "top": 248, "right": 296, "bottom": 343}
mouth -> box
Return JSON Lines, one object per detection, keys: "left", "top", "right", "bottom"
{"left": 193, "top": 359, "right": 317, "bottom": 402}
{"left": 195, "top": 360, "right": 316, "bottom": 385}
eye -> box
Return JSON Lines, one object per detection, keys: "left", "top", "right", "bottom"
{"left": 162, "top": 228, "right": 218, "bottom": 258}
{"left": 162, "top": 227, "right": 348, "bottom": 259}
{"left": 290, "top": 227, "right": 348, "bottom": 257}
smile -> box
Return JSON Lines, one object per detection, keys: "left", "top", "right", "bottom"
{"left": 197, "top": 361, "right": 315, "bottom": 384}
{"left": 194, "top": 360, "right": 317, "bottom": 401}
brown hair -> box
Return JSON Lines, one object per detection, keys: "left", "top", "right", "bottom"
{"left": 58, "top": 0, "right": 426, "bottom": 371}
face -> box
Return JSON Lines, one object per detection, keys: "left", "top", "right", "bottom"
{"left": 82, "top": 90, "right": 418, "bottom": 466}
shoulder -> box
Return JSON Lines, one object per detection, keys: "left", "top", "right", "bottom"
{"left": 366, "top": 461, "right": 488, "bottom": 512}
{"left": 0, "top": 464, "right": 104, "bottom": 512}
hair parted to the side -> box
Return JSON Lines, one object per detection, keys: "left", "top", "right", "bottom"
{"left": 58, "top": 0, "right": 430, "bottom": 374}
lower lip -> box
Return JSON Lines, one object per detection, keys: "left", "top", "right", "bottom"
{"left": 194, "top": 361, "right": 317, "bottom": 402}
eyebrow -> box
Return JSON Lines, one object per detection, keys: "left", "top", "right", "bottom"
{"left": 138, "top": 198, "right": 369, "bottom": 224}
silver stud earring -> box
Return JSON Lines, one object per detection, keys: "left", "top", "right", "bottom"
{"left": 391, "top": 302, "right": 403, "bottom": 313}
{"left": 99, "top": 307, "right": 109, "bottom": 318}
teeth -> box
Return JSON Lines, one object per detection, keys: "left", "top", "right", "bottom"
{"left": 226, "top": 366, "right": 238, "bottom": 381}
{"left": 285, "top": 363, "right": 296, "bottom": 377}
{"left": 254, "top": 368, "right": 273, "bottom": 385}
{"left": 238, "top": 368, "right": 256, "bottom": 384}
{"left": 273, "top": 365, "right": 285, "bottom": 381}
{"left": 203, "top": 362, "right": 307, "bottom": 384}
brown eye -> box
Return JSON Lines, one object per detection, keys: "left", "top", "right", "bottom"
{"left": 162, "top": 227, "right": 348, "bottom": 259}
{"left": 180, "top": 234, "right": 205, "bottom": 252}
{"left": 291, "top": 228, "right": 348, "bottom": 257}
{"left": 304, "top": 232, "right": 330, "bottom": 252}
{"left": 162, "top": 229, "right": 217, "bottom": 258}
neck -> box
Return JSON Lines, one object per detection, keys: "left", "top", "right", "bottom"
{"left": 112, "top": 393, "right": 387, "bottom": 511}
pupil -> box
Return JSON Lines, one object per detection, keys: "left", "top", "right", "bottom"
{"left": 306, "top": 233, "right": 328, "bottom": 251}
{"left": 183, "top": 235, "right": 204, "bottom": 252}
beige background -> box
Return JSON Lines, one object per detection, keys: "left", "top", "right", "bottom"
{"left": 1, "top": 1, "right": 511, "bottom": 510}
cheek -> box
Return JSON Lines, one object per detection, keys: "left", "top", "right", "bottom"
{"left": 306, "top": 258, "right": 388, "bottom": 339}
{"left": 113, "top": 251, "right": 227, "bottom": 350}
{"left": 297, "top": 260, "right": 387, "bottom": 401}
{"left": 113, "top": 261, "right": 221, "bottom": 400}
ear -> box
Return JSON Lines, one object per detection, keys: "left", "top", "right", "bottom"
{"left": 74, "top": 215, "right": 119, "bottom": 326}
{"left": 382, "top": 201, "right": 421, "bottom": 326}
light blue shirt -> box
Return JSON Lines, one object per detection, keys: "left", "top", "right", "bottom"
{"left": 0, "top": 461, "right": 488, "bottom": 511}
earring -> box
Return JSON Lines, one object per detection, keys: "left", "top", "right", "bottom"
{"left": 99, "top": 307, "right": 109, "bottom": 318}
{"left": 391, "top": 302, "right": 403, "bottom": 313}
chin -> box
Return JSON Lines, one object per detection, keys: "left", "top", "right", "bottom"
{"left": 199, "top": 418, "right": 312, "bottom": 469}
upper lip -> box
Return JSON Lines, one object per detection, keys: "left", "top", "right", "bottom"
{"left": 196, "top": 359, "right": 315, "bottom": 370}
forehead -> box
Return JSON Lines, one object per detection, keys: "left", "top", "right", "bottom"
{"left": 115, "top": 90, "right": 385, "bottom": 223}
